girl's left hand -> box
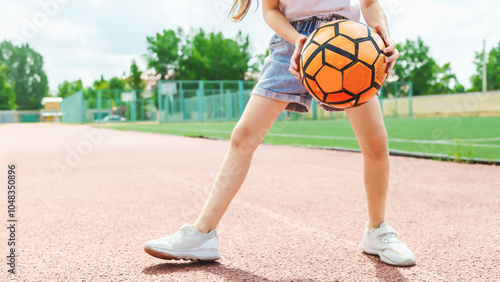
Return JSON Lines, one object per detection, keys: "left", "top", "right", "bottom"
{"left": 374, "top": 24, "right": 399, "bottom": 76}
{"left": 289, "top": 34, "right": 308, "bottom": 81}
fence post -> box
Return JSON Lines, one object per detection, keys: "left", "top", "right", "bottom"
{"left": 312, "top": 99, "right": 318, "bottom": 120}
{"left": 198, "top": 81, "right": 205, "bottom": 122}
{"left": 107, "top": 100, "right": 111, "bottom": 117}
{"left": 409, "top": 81, "right": 413, "bottom": 118}
{"left": 97, "top": 90, "right": 102, "bottom": 121}
{"left": 238, "top": 81, "right": 244, "bottom": 117}
{"left": 226, "top": 89, "right": 233, "bottom": 120}
{"left": 131, "top": 90, "right": 137, "bottom": 122}
{"left": 164, "top": 93, "right": 169, "bottom": 122}
{"left": 157, "top": 81, "right": 163, "bottom": 123}
{"left": 179, "top": 81, "right": 184, "bottom": 121}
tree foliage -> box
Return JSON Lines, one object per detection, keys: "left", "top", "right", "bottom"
{"left": 145, "top": 28, "right": 252, "bottom": 80}
{"left": 469, "top": 41, "right": 500, "bottom": 92}
{"left": 127, "top": 59, "right": 145, "bottom": 90}
{"left": 145, "top": 29, "right": 182, "bottom": 79}
{"left": 393, "top": 37, "right": 462, "bottom": 95}
{"left": 57, "top": 79, "right": 83, "bottom": 98}
{"left": 0, "top": 63, "right": 16, "bottom": 110}
{"left": 177, "top": 30, "right": 251, "bottom": 80}
{"left": 0, "top": 41, "right": 48, "bottom": 110}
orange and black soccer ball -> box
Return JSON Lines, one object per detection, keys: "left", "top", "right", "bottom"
{"left": 300, "top": 20, "right": 388, "bottom": 109}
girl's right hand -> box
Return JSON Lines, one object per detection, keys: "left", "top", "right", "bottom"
{"left": 288, "top": 34, "right": 308, "bottom": 81}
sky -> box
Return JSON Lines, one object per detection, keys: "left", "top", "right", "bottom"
{"left": 0, "top": 0, "right": 499, "bottom": 94}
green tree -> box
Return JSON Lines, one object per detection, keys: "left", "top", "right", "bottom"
{"left": 0, "top": 63, "right": 16, "bottom": 110}
{"left": 0, "top": 41, "right": 49, "bottom": 110}
{"left": 428, "top": 63, "right": 463, "bottom": 94}
{"left": 127, "top": 59, "right": 145, "bottom": 89}
{"left": 57, "top": 79, "right": 83, "bottom": 98}
{"left": 109, "top": 76, "right": 125, "bottom": 90}
{"left": 393, "top": 38, "right": 436, "bottom": 95}
{"left": 469, "top": 41, "right": 500, "bottom": 92}
{"left": 145, "top": 28, "right": 182, "bottom": 79}
{"left": 177, "top": 29, "right": 251, "bottom": 80}
{"left": 93, "top": 75, "right": 109, "bottom": 90}
{"left": 394, "top": 37, "right": 462, "bottom": 95}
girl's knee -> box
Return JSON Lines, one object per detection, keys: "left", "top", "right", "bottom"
{"left": 230, "top": 123, "right": 264, "bottom": 153}
{"left": 361, "top": 132, "right": 389, "bottom": 158}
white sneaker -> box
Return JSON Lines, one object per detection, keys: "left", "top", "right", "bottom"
{"left": 360, "top": 221, "right": 416, "bottom": 266}
{"left": 144, "top": 224, "right": 221, "bottom": 261}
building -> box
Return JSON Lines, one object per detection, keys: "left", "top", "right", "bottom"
{"left": 40, "top": 97, "right": 63, "bottom": 122}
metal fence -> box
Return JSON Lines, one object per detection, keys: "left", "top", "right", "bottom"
{"left": 158, "top": 80, "right": 257, "bottom": 123}
{"left": 61, "top": 89, "right": 156, "bottom": 124}
{"left": 156, "top": 80, "right": 414, "bottom": 122}
{"left": 60, "top": 80, "right": 413, "bottom": 124}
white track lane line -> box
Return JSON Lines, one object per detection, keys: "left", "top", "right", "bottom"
{"left": 159, "top": 128, "right": 500, "bottom": 148}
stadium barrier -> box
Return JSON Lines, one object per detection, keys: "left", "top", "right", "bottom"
{"left": 61, "top": 89, "right": 156, "bottom": 123}
{"left": 0, "top": 110, "right": 41, "bottom": 123}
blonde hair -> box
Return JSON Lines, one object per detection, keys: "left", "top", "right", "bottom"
{"left": 230, "top": 0, "right": 255, "bottom": 22}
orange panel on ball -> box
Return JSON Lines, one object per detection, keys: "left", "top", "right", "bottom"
{"left": 325, "top": 91, "right": 355, "bottom": 103}
{"left": 304, "top": 78, "right": 324, "bottom": 101}
{"left": 338, "top": 21, "right": 369, "bottom": 40}
{"left": 315, "top": 66, "right": 343, "bottom": 93}
{"left": 324, "top": 49, "right": 352, "bottom": 70}
{"left": 301, "top": 43, "right": 317, "bottom": 63}
{"left": 371, "top": 31, "right": 386, "bottom": 51}
{"left": 343, "top": 62, "right": 372, "bottom": 94}
{"left": 358, "top": 87, "right": 378, "bottom": 104}
{"left": 358, "top": 41, "right": 379, "bottom": 65}
{"left": 374, "top": 54, "right": 388, "bottom": 85}
{"left": 327, "top": 35, "right": 355, "bottom": 55}
{"left": 304, "top": 51, "right": 324, "bottom": 77}
{"left": 312, "top": 26, "right": 337, "bottom": 46}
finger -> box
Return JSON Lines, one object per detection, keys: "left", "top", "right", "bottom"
{"left": 374, "top": 24, "right": 386, "bottom": 40}
{"left": 289, "top": 66, "right": 301, "bottom": 80}
{"left": 386, "top": 54, "right": 399, "bottom": 63}
{"left": 387, "top": 61, "right": 395, "bottom": 75}
{"left": 384, "top": 43, "right": 396, "bottom": 53}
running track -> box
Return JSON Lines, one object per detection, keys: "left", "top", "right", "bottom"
{"left": 1, "top": 123, "right": 499, "bottom": 281}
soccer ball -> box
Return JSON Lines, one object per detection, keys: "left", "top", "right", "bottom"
{"left": 300, "top": 20, "right": 388, "bottom": 109}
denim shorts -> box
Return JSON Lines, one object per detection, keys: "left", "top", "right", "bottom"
{"left": 253, "top": 14, "right": 349, "bottom": 113}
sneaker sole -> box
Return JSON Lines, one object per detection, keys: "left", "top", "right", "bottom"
{"left": 360, "top": 241, "right": 415, "bottom": 267}
{"left": 144, "top": 246, "right": 221, "bottom": 262}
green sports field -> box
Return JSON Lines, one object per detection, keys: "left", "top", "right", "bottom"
{"left": 98, "top": 116, "right": 500, "bottom": 162}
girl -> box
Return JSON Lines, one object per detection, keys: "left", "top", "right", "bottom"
{"left": 144, "top": 0, "right": 415, "bottom": 267}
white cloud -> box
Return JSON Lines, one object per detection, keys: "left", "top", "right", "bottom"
{"left": 0, "top": 0, "right": 499, "bottom": 92}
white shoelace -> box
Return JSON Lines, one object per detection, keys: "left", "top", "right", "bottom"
{"left": 379, "top": 232, "right": 402, "bottom": 245}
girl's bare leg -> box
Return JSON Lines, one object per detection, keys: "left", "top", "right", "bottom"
{"left": 345, "top": 97, "right": 390, "bottom": 229}
{"left": 193, "top": 95, "right": 288, "bottom": 233}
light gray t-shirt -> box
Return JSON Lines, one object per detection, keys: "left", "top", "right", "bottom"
{"left": 279, "top": 0, "right": 361, "bottom": 21}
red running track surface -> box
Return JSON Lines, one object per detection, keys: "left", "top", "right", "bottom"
{"left": 0, "top": 123, "right": 499, "bottom": 281}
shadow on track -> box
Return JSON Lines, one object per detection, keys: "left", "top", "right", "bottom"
{"left": 142, "top": 261, "right": 274, "bottom": 281}
{"left": 362, "top": 253, "right": 413, "bottom": 281}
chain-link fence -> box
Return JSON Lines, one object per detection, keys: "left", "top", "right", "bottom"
{"left": 61, "top": 89, "right": 156, "bottom": 123}
{"left": 61, "top": 81, "right": 413, "bottom": 124}
{"left": 158, "top": 80, "right": 257, "bottom": 123}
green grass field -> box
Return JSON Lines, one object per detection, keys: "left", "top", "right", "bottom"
{"left": 98, "top": 116, "right": 500, "bottom": 162}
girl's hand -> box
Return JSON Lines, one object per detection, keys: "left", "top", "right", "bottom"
{"left": 289, "top": 34, "right": 308, "bottom": 81}
{"left": 374, "top": 24, "right": 399, "bottom": 76}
